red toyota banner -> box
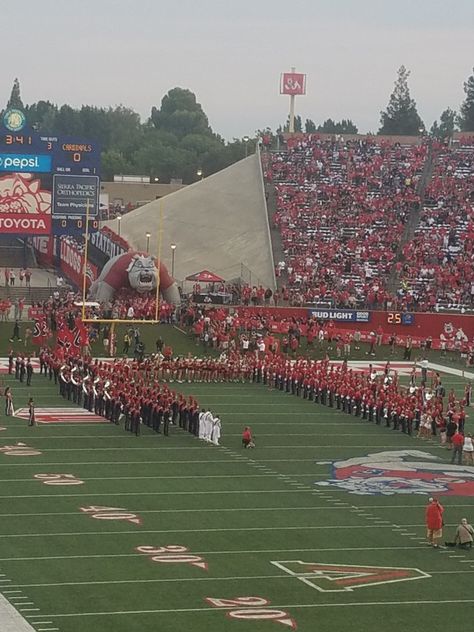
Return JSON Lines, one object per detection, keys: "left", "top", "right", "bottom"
{"left": 0, "top": 173, "right": 52, "bottom": 235}
{"left": 280, "top": 72, "right": 306, "bottom": 95}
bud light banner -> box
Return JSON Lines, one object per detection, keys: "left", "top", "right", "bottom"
{"left": 59, "top": 237, "right": 98, "bottom": 289}
{"left": 307, "top": 308, "right": 370, "bottom": 323}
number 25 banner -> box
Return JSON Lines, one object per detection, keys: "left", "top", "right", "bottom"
{"left": 280, "top": 72, "right": 306, "bottom": 95}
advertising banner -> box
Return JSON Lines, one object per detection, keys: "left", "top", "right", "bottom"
{"left": 31, "top": 235, "right": 54, "bottom": 267}
{"left": 0, "top": 153, "right": 52, "bottom": 173}
{"left": 89, "top": 229, "right": 127, "bottom": 260}
{"left": 53, "top": 175, "right": 99, "bottom": 216}
{"left": 280, "top": 72, "right": 306, "bottom": 95}
{"left": 0, "top": 172, "right": 52, "bottom": 234}
{"left": 59, "top": 238, "right": 98, "bottom": 289}
{"left": 235, "top": 306, "right": 474, "bottom": 344}
{"left": 307, "top": 308, "right": 370, "bottom": 323}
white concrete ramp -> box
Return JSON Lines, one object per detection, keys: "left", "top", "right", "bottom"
{"left": 0, "top": 593, "right": 36, "bottom": 632}
{"left": 105, "top": 154, "right": 276, "bottom": 288}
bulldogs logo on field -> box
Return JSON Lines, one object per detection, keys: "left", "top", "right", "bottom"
{"left": 315, "top": 450, "right": 474, "bottom": 496}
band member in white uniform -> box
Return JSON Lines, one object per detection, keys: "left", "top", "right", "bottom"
{"left": 211, "top": 415, "right": 221, "bottom": 446}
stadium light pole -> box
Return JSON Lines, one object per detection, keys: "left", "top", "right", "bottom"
{"left": 243, "top": 136, "right": 250, "bottom": 158}
{"left": 117, "top": 215, "right": 122, "bottom": 236}
{"left": 146, "top": 232, "right": 151, "bottom": 253}
{"left": 171, "top": 243, "right": 177, "bottom": 277}
{"left": 289, "top": 66, "right": 296, "bottom": 133}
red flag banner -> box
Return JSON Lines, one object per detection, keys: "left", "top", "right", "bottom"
{"left": 32, "top": 315, "right": 50, "bottom": 346}
{"left": 56, "top": 327, "right": 80, "bottom": 352}
{"left": 74, "top": 317, "right": 89, "bottom": 347}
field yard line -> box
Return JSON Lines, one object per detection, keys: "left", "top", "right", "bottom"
{"left": 0, "top": 445, "right": 443, "bottom": 451}
{"left": 29, "top": 598, "right": 474, "bottom": 618}
{"left": 0, "top": 503, "right": 448, "bottom": 518}
{"left": 0, "top": 489, "right": 313, "bottom": 499}
{"left": 1, "top": 433, "right": 389, "bottom": 439}
{"left": 0, "top": 474, "right": 325, "bottom": 483}
{"left": 0, "top": 524, "right": 428, "bottom": 538}
{"left": 10, "top": 568, "right": 474, "bottom": 589}
{"left": 0, "top": 459, "right": 281, "bottom": 466}
{"left": 0, "top": 545, "right": 430, "bottom": 563}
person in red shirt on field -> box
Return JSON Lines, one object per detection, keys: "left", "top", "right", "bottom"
{"left": 242, "top": 426, "right": 255, "bottom": 449}
{"left": 425, "top": 497, "right": 444, "bottom": 548}
{"left": 451, "top": 430, "right": 464, "bottom": 465}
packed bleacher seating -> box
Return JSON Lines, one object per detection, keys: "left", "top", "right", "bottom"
{"left": 399, "top": 140, "right": 474, "bottom": 312}
{"left": 264, "top": 135, "right": 426, "bottom": 308}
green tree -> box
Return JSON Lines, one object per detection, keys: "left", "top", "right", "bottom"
{"left": 281, "top": 114, "right": 302, "bottom": 132}
{"left": 25, "top": 100, "right": 58, "bottom": 132}
{"left": 6, "top": 78, "right": 24, "bottom": 109}
{"left": 317, "top": 118, "right": 358, "bottom": 133}
{"left": 430, "top": 108, "right": 457, "bottom": 140}
{"left": 459, "top": 67, "right": 474, "bottom": 131}
{"left": 13, "top": 86, "right": 271, "bottom": 184}
{"left": 305, "top": 118, "right": 316, "bottom": 133}
{"left": 55, "top": 105, "right": 84, "bottom": 136}
{"left": 101, "top": 149, "right": 133, "bottom": 180}
{"left": 379, "top": 66, "right": 424, "bottom": 135}
{"left": 151, "top": 87, "right": 213, "bottom": 139}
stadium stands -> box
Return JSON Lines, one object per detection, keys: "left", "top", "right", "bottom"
{"left": 264, "top": 135, "right": 426, "bottom": 308}
{"left": 399, "top": 140, "right": 474, "bottom": 312}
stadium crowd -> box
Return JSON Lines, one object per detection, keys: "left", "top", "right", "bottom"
{"left": 399, "top": 141, "right": 474, "bottom": 311}
{"left": 265, "top": 135, "right": 426, "bottom": 308}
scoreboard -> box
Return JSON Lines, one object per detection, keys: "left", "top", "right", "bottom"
{"left": 0, "top": 108, "right": 100, "bottom": 236}
{"left": 0, "top": 132, "right": 100, "bottom": 176}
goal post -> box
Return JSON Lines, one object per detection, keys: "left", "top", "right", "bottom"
{"left": 79, "top": 199, "right": 168, "bottom": 356}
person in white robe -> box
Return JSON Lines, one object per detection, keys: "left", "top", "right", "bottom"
{"left": 211, "top": 415, "right": 221, "bottom": 446}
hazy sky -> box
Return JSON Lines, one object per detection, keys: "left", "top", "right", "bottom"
{"left": 2, "top": 0, "right": 473, "bottom": 138}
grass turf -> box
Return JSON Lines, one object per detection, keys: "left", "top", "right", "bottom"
{"left": 1, "top": 367, "right": 474, "bottom": 632}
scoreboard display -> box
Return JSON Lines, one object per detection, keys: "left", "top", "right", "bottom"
{"left": 0, "top": 132, "right": 100, "bottom": 176}
{"left": 0, "top": 109, "right": 100, "bottom": 235}
{"left": 387, "top": 312, "right": 415, "bottom": 326}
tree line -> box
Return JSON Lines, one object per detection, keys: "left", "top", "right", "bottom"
{"left": 4, "top": 66, "right": 474, "bottom": 183}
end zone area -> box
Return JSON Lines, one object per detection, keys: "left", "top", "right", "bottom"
{"left": 0, "top": 369, "right": 473, "bottom": 632}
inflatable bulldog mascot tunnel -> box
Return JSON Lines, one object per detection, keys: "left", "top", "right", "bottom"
{"left": 88, "top": 251, "right": 180, "bottom": 305}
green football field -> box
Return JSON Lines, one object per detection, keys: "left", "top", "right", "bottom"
{"left": 1, "top": 367, "right": 474, "bottom": 632}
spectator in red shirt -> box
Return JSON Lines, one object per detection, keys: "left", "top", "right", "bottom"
{"left": 242, "top": 426, "right": 255, "bottom": 449}
{"left": 425, "top": 497, "right": 444, "bottom": 548}
{"left": 451, "top": 430, "right": 464, "bottom": 465}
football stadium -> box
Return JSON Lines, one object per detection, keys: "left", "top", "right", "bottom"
{"left": 1, "top": 2, "right": 474, "bottom": 631}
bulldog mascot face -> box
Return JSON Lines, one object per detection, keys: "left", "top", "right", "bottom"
{"left": 88, "top": 251, "right": 180, "bottom": 305}
{"left": 126, "top": 255, "right": 157, "bottom": 293}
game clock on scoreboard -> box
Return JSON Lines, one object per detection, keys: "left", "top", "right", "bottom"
{"left": 387, "top": 312, "right": 415, "bottom": 325}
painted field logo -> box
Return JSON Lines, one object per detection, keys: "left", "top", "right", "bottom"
{"left": 271, "top": 561, "right": 429, "bottom": 592}
{"left": 315, "top": 450, "right": 474, "bottom": 496}
{"left": 15, "top": 407, "right": 107, "bottom": 424}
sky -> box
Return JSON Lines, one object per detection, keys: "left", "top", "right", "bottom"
{"left": 1, "top": 0, "right": 473, "bottom": 139}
